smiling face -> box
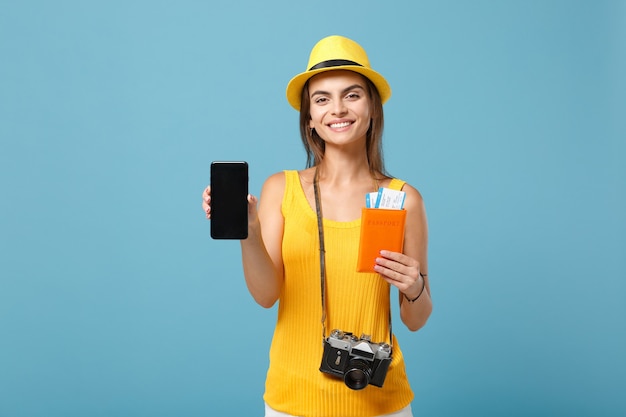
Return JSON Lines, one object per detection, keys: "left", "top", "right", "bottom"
{"left": 307, "top": 70, "right": 372, "bottom": 149}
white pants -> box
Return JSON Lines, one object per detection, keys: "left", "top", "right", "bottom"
{"left": 265, "top": 403, "right": 413, "bottom": 417}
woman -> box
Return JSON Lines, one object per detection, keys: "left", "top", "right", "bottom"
{"left": 203, "top": 35, "right": 432, "bottom": 417}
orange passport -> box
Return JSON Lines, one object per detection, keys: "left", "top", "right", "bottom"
{"left": 356, "top": 208, "right": 407, "bottom": 272}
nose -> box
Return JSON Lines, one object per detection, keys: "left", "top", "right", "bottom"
{"left": 331, "top": 99, "right": 347, "bottom": 116}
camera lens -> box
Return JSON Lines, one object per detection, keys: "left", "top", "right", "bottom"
{"left": 344, "top": 359, "right": 372, "bottom": 390}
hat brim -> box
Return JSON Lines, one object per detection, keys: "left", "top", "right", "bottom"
{"left": 286, "top": 66, "right": 391, "bottom": 111}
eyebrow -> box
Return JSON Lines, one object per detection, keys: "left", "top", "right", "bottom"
{"left": 310, "top": 84, "right": 366, "bottom": 98}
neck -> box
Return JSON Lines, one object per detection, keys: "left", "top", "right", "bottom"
{"left": 315, "top": 152, "right": 372, "bottom": 186}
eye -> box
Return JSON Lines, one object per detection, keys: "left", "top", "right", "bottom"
{"left": 346, "top": 92, "right": 361, "bottom": 100}
{"left": 313, "top": 96, "right": 329, "bottom": 104}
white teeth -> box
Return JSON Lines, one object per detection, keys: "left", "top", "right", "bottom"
{"left": 330, "top": 122, "right": 351, "bottom": 128}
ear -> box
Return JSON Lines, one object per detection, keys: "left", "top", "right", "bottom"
{"left": 309, "top": 119, "right": 315, "bottom": 129}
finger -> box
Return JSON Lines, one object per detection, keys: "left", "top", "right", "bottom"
{"left": 378, "top": 270, "right": 412, "bottom": 294}
{"left": 202, "top": 186, "right": 212, "bottom": 216}
{"left": 374, "top": 262, "right": 404, "bottom": 282}
{"left": 247, "top": 194, "right": 259, "bottom": 217}
{"left": 378, "top": 265, "right": 417, "bottom": 290}
{"left": 378, "top": 250, "right": 403, "bottom": 261}
{"left": 376, "top": 258, "right": 399, "bottom": 273}
{"left": 375, "top": 257, "right": 421, "bottom": 289}
{"left": 375, "top": 256, "right": 406, "bottom": 275}
{"left": 379, "top": 250, "right": 418, "bottom": 268}
{"left": 202, "top": 189, "right": 211, "bottom": 217}
{"left": 202, "top": 186, "right": 211, "bottom": 200}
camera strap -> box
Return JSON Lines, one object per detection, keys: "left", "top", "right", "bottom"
{"left": 313, "top": 168, "right": 393, "bottom": 349}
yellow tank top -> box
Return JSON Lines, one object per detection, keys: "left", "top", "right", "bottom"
{"left": 263, "top": 170, "right": 414, "bottom": 417}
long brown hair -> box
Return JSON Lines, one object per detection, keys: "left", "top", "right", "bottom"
{"left": 298, "top": 72, "right": 388, "bottom": 179}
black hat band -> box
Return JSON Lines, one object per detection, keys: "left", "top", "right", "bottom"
{"left": 309, "top": 59, "right": 363, "bottom": 71}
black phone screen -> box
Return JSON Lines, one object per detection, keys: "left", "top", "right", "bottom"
{"left": 210, "top": 161, "right": 248, "bottom": 239}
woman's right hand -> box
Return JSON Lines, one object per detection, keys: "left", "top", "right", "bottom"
{"left": 202, "top": 186, "right": 212, "bottom": 219}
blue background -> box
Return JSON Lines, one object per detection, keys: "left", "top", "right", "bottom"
{"left": 1, "top": 1, "right": 624, "bottom": 416}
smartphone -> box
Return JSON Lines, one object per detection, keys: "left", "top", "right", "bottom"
{"left": 210, "top": 161, "right": 249, "bottom": 239}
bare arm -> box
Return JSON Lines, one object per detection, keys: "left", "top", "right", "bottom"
{"left": 202, "top": 172, "right": 286, "bottom": 308}
{"left": 374, "top": 184, "right": 432, "bottom": 331}
{"left": 240, "top": 173, "right": 285, "bottom": 308}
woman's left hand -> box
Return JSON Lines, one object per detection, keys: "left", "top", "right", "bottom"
{"left": 374, "top": 250, "right": 423, "bottom": 299}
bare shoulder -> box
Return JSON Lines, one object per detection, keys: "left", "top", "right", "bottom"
{"left": 262, "top": 171, "right": 287, "bottom": 193}
{"left": 401, "top": 182, "right": 425, "bottom": 211}
{"left": 259, "top": 171, "right": 287, "bottom": 206}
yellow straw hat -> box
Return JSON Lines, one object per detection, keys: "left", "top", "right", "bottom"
{"left": 286, "top": 35, "right": 391, "bottom": 111}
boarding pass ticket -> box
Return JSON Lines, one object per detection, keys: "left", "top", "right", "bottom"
{"left": 366, "top": 188, "right": 406, "bottom": 209}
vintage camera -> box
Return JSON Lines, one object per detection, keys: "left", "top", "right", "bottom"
{"left": 319, "top": 329, "right": 392, "bottom": 390}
